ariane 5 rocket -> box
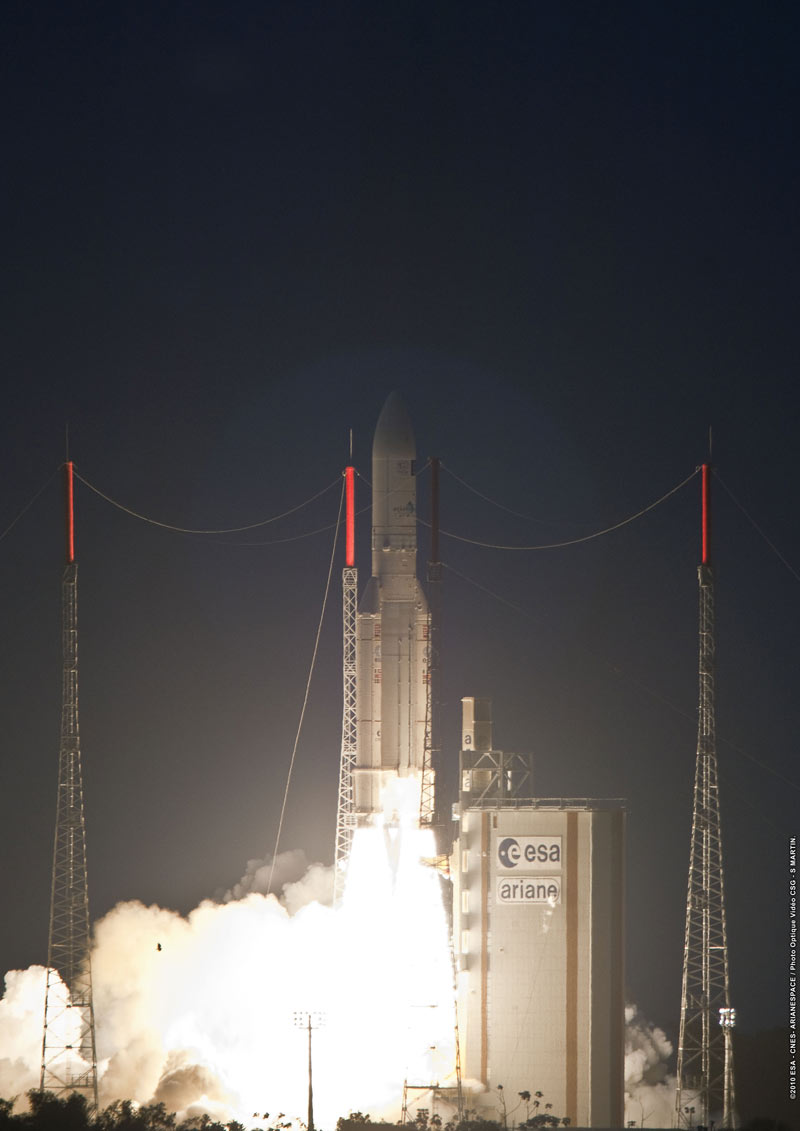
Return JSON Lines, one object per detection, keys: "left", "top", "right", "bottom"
{"left": 353, "top": 392, "right": 430, "bottom": 822}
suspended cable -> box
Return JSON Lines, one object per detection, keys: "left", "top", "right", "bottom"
{"left": 226, "top": 503, "right": 370, "bottom": 547}
{"left": 356, "top": 457, "right": 429, "bottom": 494}
{"left": 713, "top": 470, "right": 800, "bottom": 583}
{"left": 611, "top": 667, "right": 800, "bottom": 790}
{"left": 0, "top": 468, "right": 60, "bottom": 545}
{"left": 427, "top": 468, "right": 698, "bottom": 550}
{"left": 74, "top": 469, "right": 341, "bottom": 534}
{"left": 441, "top": 561, "right": 537, "bottom": 621}
{"left": 718, "top": 767, "right": 794, "bottom": 835}
{"left": 267, "top": 479, "right": 345, "bottom": 895}
{"left": 443, "top": 559, "right": 800, "bottom": 792}
{"left": 715, "top": 731, "right": 799, "bottom": 791}
{"left": 441, "top": 462, "right": 591, "bottom": 527}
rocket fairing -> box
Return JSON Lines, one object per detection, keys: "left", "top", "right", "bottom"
{"left": 353, "top": 393, "right": 430, "bottom": 820}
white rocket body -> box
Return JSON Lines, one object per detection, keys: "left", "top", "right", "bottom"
{"left": 354, "top": 393, "right": 429, "bottom": 820}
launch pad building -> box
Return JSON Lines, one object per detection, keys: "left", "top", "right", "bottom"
{"left": 452, "top": 698, "right": 625, "bottom": 1129}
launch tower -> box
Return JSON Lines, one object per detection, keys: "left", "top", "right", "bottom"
{"left": 40, "top": 462, "right": 98, "bottom": 1107}
{"left": 676, "top": 464, "right": 736, "bottom": 1128}
{"left": 334, "top": 465, "right": 358, "bottom": 904}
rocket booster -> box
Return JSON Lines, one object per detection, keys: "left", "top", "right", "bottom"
{"left": 353, "top": 393, "right": 430, "bottom": 820}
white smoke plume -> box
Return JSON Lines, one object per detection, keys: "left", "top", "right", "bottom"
{"left": 220, "top": 849, "right": 330, "bottom": 906}
{"left": 2, "top": 883, "right": 676, "bottom": 1129}
{"left": 624, "top": 1002, "right": 676, "bottom": 1127}
{"left": 0, "top": 832, "right": 454, "bottom": 1127}
{"left": 0, "top": 967, "right": 47, "bottom": 1101}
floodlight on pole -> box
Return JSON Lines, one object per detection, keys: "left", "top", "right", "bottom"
{"left": 293, "top": 1011, "right": 325, "bottom": 1131}
{"left": 719, "top": 1008, "right": 736, "bottom": 1126}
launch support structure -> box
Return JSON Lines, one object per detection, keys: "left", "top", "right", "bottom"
{"left": 334, "top": 465, "right": 358, "bottom": 905}
{"left": 41, "top": 462, "right": 99, "bottom": 1107}
{"left": 452, "top": 698, "right": 625, "bottom": 1128}
{"left": 676, "top": 464, "right": 736, "bottom": 1128}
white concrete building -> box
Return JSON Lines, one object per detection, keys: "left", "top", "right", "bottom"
{"left": 452, "top": 698, "right": 625, "bottom": 1128}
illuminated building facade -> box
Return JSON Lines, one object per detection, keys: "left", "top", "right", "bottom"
{"left": 452, "top": 698, "right": 625, "bottom": 1128}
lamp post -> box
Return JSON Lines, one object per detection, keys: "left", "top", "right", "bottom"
{"left": 719, "top": 1007, "right": 736, "bottom": 1127}
{"left": 293, "top": 1011, "right": 325, "bottom": 1131}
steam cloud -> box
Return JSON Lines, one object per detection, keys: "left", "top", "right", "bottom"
{"left": 0, "top": 839, "right": 454, "bottom": 1126}
{"left": 2, "top": 856, "right": 675, "bottom": 1127}
{"left": 624, "top": 1002, "right": 676, "bottom": 1127}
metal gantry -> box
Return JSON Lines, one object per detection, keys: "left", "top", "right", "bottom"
{"left": 41, "top": 462, "right": 98, "bottom": 1107}
{"left": 333, "top": 563, "right": 359, "bottom": 904}
{"left": 334, "top": 465, "right": 359, "bottom": 905}
{"left": 676, "top": 465, "right": 735, "bottom": 1128}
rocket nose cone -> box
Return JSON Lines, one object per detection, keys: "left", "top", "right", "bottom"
{"left": 374, "top": 391, "right": 415, "bottom": 458}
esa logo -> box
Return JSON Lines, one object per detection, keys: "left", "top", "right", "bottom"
{"left": 497, "top": 836, "right": 562, "bottom": 871}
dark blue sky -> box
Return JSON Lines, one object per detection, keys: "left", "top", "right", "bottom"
{"left": 1, "top": 0, "right": 797, "bottom": 1049}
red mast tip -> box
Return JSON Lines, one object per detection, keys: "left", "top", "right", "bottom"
{"left": 701, "top": 463, "right": 711, "bottom": 566}
{"left": 345, "top": 466, "right": 355, "bottom": 567}
{"left": 65, "top": 461, "right": 75, "bottom": 564}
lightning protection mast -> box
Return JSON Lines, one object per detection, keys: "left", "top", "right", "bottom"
{"left": 333, "top": 464, "right": 358, "bottom": 905}
{"left": 676, "top": 464, "right": 736, "bottom": 1129}
{"left": 41, "top": 461, "right": 98, "bottom": 1107}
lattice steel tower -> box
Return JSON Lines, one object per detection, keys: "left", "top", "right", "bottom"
{"left": 334, "top": 466, "right": 358, "bottom": 905}
{"left": 676, "top": 464, "right": 735, "bottom": 1129}
{"left": 41, "top": 461, "right": 98, "bottom": 1106}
